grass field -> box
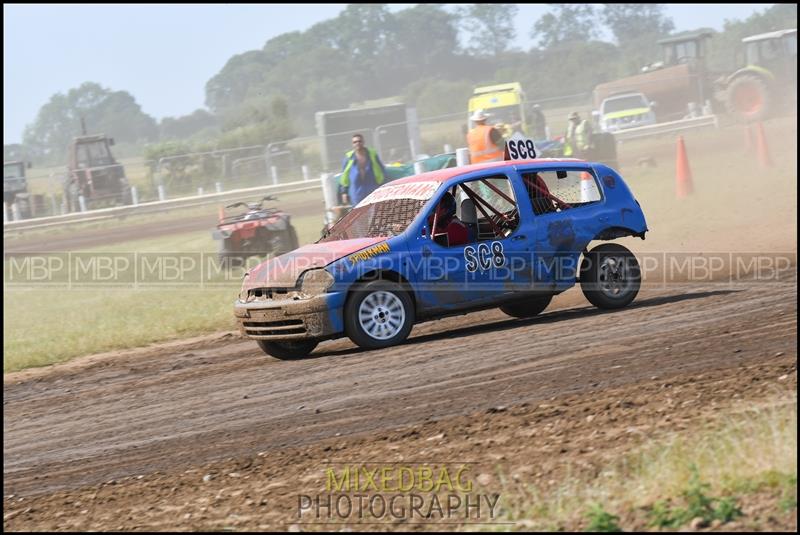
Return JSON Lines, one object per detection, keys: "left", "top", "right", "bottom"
{"left": 4, "top": 115, "right": 796, "bottom": 372}
{"left": 3, "top": 212, "right": 322, "bottom": 372}
{"left": 495, "top": 399, "right": 797, "bottom": 530}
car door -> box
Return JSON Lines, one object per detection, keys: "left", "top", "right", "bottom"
{"left": 410, "top": 172, "right": 533, "bottom": 312}
{"left": 515, "top": 164, "right": 606, "bottom": 288}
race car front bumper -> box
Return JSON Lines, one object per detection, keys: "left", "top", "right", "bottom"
{"left": 233, "top": 291, "right": 345, "bottom": 341}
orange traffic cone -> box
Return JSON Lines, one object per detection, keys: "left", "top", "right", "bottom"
{"left": 755, "top": 122, "right": 773, "bottom": 168}
{"left": 675, "top": 136, "right": 694, "bottom": 199}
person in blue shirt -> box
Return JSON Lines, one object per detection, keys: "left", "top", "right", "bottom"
{"left": 339, "top": 134, "right": 387, "bottom": 206}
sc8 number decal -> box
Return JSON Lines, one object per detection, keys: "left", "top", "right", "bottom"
{"left": 506, "top": 138, "right": 537, "bottom": 160}
{"left": 464, "top": 241, "right": 505, "bottom": 272}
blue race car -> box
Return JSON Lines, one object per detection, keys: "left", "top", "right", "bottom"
{"left": 234, "top": 158, "right": 648, "bottom": 359}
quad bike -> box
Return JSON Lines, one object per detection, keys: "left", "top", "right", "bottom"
{"left": 212, "top": 195, "right": 299, "bottom": 268}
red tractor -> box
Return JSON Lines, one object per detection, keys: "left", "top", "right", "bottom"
{"left": 213, "top": 195, "right": 299, "bottom": 267}
{"left": 63, "top": 133, "right": 132, "bottom": 212}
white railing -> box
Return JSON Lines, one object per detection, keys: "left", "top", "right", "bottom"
{"left": 3, "top": 179, "right": 321, "bottom": 234}
{"left": 611, "top": 114, "right": 719, "bottom": 141}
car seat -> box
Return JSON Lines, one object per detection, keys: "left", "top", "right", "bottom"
{"left": 459, "top": 198, "right": 478, "bottom": 242}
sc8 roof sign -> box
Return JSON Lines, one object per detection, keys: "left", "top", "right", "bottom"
{"left": 504, "top": 132, "right": 537, "bottom": 161}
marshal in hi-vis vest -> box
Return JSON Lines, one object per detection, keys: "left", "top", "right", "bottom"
{"left": 340, "top": 147, "right": 385, "bottom": 187}
{"left": 467, "top": 125, "right": 503, "bottom": 164}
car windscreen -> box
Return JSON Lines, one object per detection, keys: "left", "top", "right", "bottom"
{"left": 480, "top": 105, "right": 521, "bottom": 125}
{"left": 603, "top": 95, "right": 647, "bottom": 114}
{"left": 320, "top": 181, "right": 440, "bottom": 242}
{"left": 4, "top": 164, "right": 24, "bottom": 179}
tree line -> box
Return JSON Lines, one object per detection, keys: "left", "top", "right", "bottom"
{"left": 6, "top": 4, "right": 796, "bottom": 166}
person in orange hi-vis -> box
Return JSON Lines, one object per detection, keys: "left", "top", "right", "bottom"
{"left": 467, "top": 109, "right": 505, "bottom": 164}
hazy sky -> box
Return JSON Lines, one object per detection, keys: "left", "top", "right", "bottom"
{"left": 3, "top": 3, "right": 775, "bottom": 144}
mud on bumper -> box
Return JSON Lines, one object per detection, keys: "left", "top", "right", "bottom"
{"left": 233, "top": 293, "right": 344, "bottom": 341}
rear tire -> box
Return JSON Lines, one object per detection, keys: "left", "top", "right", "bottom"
{"left": 273, "top": 224, "right": 299, "bottom": 256}
{"left": 726, "top": 73, "right": 770, "bottom": 123}
{"left": 217, "top": 240, "right": 245, "bottom": 269}
{"left": 500, "top": 293, "right": 553, "bottom": 318}
{"left": 257, "top": 339, "right": 318, "bottom": 360}
{"left": 580, "top": 244, "right": 641, "bottom": 309}
{"left": 65, "top": 182, "right": 80, "bottom": 213}
{"left": 345, "top": 280, "right": 415, "bottom": 349}
{"left": 121, "top": 185, "right": 133, "bottom": 205}
{"left": 14, "top": 195, "right": 32, "bottom": 220}
{"left": 287, "top": 224, "right": 299, "bottom": 249}
{"left": 217, "top": 253, "right": 244, "bottom": 269}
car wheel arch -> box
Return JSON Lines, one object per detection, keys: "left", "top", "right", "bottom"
{"left": 345, "top": 269, "right": 418, "bottom": 313}
{"left": 592, "top": 226, "right": 646, "bottom": 241}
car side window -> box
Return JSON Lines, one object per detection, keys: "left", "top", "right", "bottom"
{"left": 425, "top": 174, "right": 520, "bottom": 248}
{"left": 521, "top": 170, "right": 602, "bottom": 216}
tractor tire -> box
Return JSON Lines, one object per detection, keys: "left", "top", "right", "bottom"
{"left": 257, "top": 339, "right": 319, "bottom": 360}
{"left": 500, "top": 293, "right": 553, "bottom": 318}
{"left": 726, "top": 73, "right": 770, "bottom": 123}
{"left": 65, "top": 182, "right": 80, "bottom": 213}
{"left": 121, "top": 185, "right": 133, "bottom": 206}
{"left": 14, "top": 195, "right": 32, "bottom": 220}
{"left": 580, "top": 244, "right": 641, "bottom": 310}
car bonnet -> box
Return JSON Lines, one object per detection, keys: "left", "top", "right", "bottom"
{"left": 244, "top": 237, "right": 388, "bottom": 288}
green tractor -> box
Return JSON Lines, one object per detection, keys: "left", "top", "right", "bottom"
{"left": 721, "top": 28, "right": 797, "bottom": 122}
{"left": 3, "top": 160, "right": 32, "bottom": 219}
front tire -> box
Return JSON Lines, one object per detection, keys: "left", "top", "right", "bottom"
{"left": 345, "top": 280, "right": 415, "bottom": 349}
{"left": 580, "top": 244, "right": 641, "bottom": 309}
{"left": 500, "top": 293, "right": 553, "bottom": 318}
{"left": 257, "top": 339, "right": 318, "bottom": 360}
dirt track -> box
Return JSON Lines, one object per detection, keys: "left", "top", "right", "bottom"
{"left": 4, "top": 274, "right": 796, "bottom": 503}
{"left": 3, "top": 116, "right": 797, "bottom": 530}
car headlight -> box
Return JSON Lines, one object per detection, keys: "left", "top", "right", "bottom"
{"left": 239, "top": 272, "right": 251, "bottom": 301}
{"left": 300, "top": 268, "right": 334, "bottom": 295}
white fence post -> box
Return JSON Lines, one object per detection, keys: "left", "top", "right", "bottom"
{"left": 3, "top": 202, "right": 8, "bottom": 223}
{"left": 320, "top": 172, "right": 338, "bottom": 225}
{"left": 456, "top": 148, "right": 471, "bottom": 167}
{"left": 78, "top": 196, "right": 87, "bottom": 213}
{"left": 131, "top": 186, "right": 139, "bottom": 206}
{"left": 215, "top": 182, "right": 222, "bottom": 193}
{"left": 157, "top": 185, "right": 166, "bottom": 202}
{"left": 270, "top": 166, "right": 279, "bottom": 185}
{"left": 197, "top": 187, "right": 204, "bottom": 196}
{"left": 443, "top": 144, "right": 453, "bottom": 153}
{"left": 301, "top": 165, "right": 310, "bottom": 182}
{"left": 11, "top": 203, "right": 21, "bottom": 221}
